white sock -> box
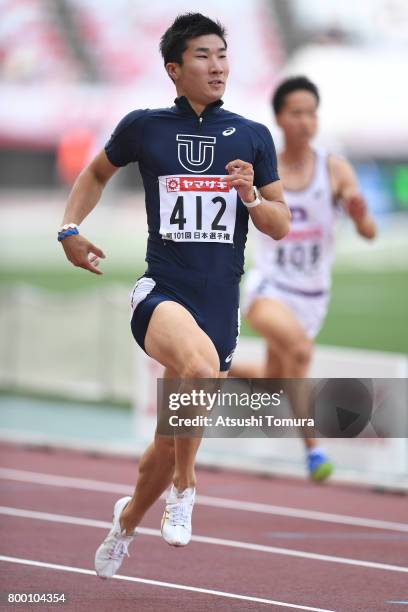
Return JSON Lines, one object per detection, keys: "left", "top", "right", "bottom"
{"left": 308, "top": 446, "right": 324, "bottom": 457}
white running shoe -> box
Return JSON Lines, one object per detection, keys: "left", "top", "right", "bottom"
{"left": 95, "top": 496, "right": 136, "bottom": 578}
{"left": 161, "top": 485, "right": 195, "bottom": 546}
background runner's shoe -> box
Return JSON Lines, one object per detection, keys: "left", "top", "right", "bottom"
{"left": 307, "top": 448, "right": 334, "bottom": 482}
{"left": 95, "top": 496, "right": 136, "bottom": 578}
{"left": 161, "top": 485, "right": 195, "bottom": 546}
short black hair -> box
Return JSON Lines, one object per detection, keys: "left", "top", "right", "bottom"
{"left": 272, "top": 76, "right": 320, "bottom": 115}
{"left": 160, "top": 13, "right": 227, "bottom": 66}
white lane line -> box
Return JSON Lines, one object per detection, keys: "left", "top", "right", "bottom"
{"left": 1, "top": 467, "right": 407, "bottom": 533}
{"left": 1, "top": 506, "right": 407, "bottom": 574}
{"left": 0, "top": 555, "right": 334, "bottom": 612}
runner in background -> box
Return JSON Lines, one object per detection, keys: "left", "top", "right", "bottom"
{"left": 230, "top": 76, "right": 376, "bottom": 481}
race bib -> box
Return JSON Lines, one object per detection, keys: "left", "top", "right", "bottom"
{"left": 159, "top": 174, "right": 237, "bottom": 243}
{"left": 275, "top": 228, "right": 323, "bottom": 277}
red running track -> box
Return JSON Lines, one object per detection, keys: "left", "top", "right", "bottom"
{"left": 0, "top": 442, "right": 407, "bottom": 612}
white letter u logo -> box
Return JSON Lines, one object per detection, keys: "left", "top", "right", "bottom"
{"left": 176, "top": 134, "right": 216, "bottom": 173}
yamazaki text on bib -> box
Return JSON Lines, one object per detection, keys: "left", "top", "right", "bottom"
{"left": 159, "top": 174, "right": 238, "bottom": 243}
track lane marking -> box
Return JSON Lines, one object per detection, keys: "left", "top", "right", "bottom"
{"left": 1, "top": 506, "right": 407, "bottom": 574}
{"left": 1, "top": 467, "right": 407, "bottom": 532}
{"left": 0, "top": 555, "right": 334, "bottom": 612}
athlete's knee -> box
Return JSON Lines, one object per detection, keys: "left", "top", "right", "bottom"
{"left": 288, "top": 336, "right": 313, "bottom": 370}
{"left": 264, "top": 354, "right": 282, "bottom": 378}
{"left": 181, "top": 352, "right": 220, "bottom": 378}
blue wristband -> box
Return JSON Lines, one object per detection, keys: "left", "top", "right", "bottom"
{"left": 58, "top": 227, "right": 79, "bottom": 242}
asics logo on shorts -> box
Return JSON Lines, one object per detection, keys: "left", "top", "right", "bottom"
{"left": 176, "top": 134, "right": 216, "bottom": 173}
{"left": 225, "top": 351, "right": 235, "bottom": 363}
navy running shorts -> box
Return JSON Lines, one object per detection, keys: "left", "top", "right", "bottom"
{"left": 130, "top": 273, "right": 240, "bottom": 372}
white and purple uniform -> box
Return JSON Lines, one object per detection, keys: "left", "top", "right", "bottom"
{"left": 243, "top": 148, "right": 338, "bottom": 338}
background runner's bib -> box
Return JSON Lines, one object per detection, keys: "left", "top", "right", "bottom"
{"left": 159, "top": 174, "right": 237, "bottom": 243}
{"left": 274, "top": 226, "right": 324, "bottom": 277}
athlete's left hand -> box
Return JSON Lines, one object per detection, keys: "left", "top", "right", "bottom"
{"left": 225, "top": 159, "right": 254, "bottom": 203}
{"left": 344, "top": 193, "right": 368, "bottom": 222}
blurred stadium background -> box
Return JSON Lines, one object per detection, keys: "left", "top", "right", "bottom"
{"left": 1, "top": 0, "right": 407, "bottom": 485}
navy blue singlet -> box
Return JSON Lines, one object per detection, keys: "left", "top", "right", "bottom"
{"left": 105, "top": 96, "right": 279, "bottom": 370}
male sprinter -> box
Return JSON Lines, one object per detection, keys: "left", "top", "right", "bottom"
{"left": 59, "top": 13, "right": 290, "bottom": 578}
{"left": 231, "top": 76, "right": 376, "bottom": 481}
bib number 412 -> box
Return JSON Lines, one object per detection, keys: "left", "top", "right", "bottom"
{"left": 170, "top": 195, "right": 227, "bottom": 231}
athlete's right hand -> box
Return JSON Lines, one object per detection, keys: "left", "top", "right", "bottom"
{"left": 61, "top": 234, "right": 106, "bottom": 275}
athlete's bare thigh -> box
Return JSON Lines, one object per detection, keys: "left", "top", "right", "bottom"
{"left": 247, "top": 297, "right": 309, "bottom": 349}
{"left": 145, "top": 301, "right": 222, "bottom": 377}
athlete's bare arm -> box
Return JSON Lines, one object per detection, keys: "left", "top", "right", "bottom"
{"left": 329, "top": 155, "right": 376, "bottom": 240}
{"left": 225, "top": 159, "right": 290, "bottom": 240}
{"left": 255, "top": 179, "right": 290, "bottom": 239}
{"left": 60, "top": 150, "right": 118, "bottom": 274}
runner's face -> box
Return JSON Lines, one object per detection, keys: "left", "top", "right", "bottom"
{"left": 169, "top": 34, "right": 229, "bottom": 105}
{"left": 276, "top": 91, "right": 318, "bottom": 145}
